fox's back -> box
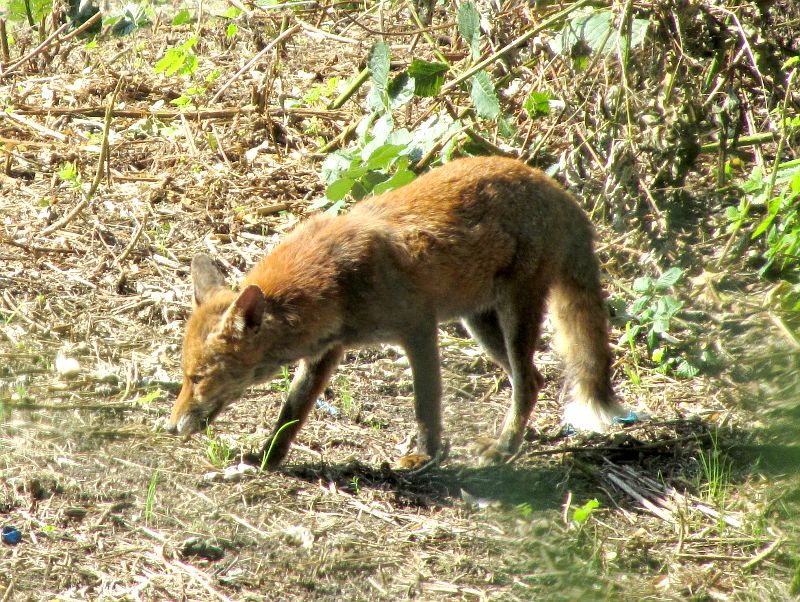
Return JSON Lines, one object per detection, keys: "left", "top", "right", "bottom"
{"left": 249, "top": 156, "right": 594, "bottom": 321}
{"left": 349, "top": 157, "right": 592, "bottom": 311}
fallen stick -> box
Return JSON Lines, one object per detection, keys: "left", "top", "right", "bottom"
{"left": 210, "top": 24, "right": 301, "bottom": 103}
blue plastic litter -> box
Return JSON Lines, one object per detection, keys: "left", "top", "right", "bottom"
{"left": 2, "top": 526, "right": 21, "bottom": 545}
{"left": 612, "top": 411, "right": 639, "bottom": 425}
{"left": 315, "top": 399, "right": 339, "bottom": 417}
{"left": 562, "top": 423, "right": 577, "bottom": 437}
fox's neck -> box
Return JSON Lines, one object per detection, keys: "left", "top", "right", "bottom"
{"left": 245, "top": 240, "right": 344, "bottom": 357}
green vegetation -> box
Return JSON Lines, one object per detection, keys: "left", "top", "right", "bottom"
{"left": 616, "top": 267, "right": 700, "bottom": 378}
{"left": 144, "top": 469, "right": 159, "bottom": 525}
{"left": 205, "top": 426, "right": 234, "bottom": 469}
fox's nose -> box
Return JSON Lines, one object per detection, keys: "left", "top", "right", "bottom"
{"left": 158, "top": 415, "right": 179, "bottom": 435}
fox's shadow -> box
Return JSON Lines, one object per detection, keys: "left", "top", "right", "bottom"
{"left": 258, "top": 417, "right": 764, "bottom": 513}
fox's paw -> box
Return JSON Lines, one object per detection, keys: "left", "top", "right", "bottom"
{"left": 396, "top": 441, "right": 450, "bottom": 473}
{"left": 241, "top": 439, "right": 291, "bottom": 470}
{"left": 472, "top": 436, "right": 515, "bottom": 466}
{"left": 396, "top": 453, "right": 431, "bottom": 470}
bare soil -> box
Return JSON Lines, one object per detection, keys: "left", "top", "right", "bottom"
{"left": 1, "top": 2, "right": 799, "bottom": 601}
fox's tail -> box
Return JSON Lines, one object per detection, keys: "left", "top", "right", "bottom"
{"left": 549, "top": 243, "right": 625, "bottom": 432}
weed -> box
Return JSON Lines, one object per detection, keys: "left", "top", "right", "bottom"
{"left": 58, "top": 162, "right": 82, "bottom": 190}
{"left": 335, "top": 375, "right": 358, "bottom": 418}
{"left": 205, "top": 426, "right": 233, "bottom": 468}
{"left": 617, "top": 267, "right": 700, "bottom": 378}
{"left": 696, "top": 431, "right": 732, "bottom": 515}
{"left": 144, "top": 469, "right": 159, "bottom": 525}
{"left": 154, "top": 35, "right": 199, "bottom": 77}
{"left": 272, "top": 366, "right": 292, "bottom": 393}
{"left": 7, "top": 0, "right": 50, "bottom": 24}
{"left": 261, "top": 419, "right": 300, "bottom": 471}
{"left": 572, "top": 498, "right": 600, "bottom": 527}
{"left": 623, "top": 322, "right": 642, "bottom": 388}
{"left": 350, "top": 476, "right": 360, "bottom": 494}
{"left": 136, "top": 387, "right": 162, "bottom": 406}
{"left": 516, "top": 502, "right": 534, "bottom": 518}
{"left": 723, "top": 61, "right": 800, "bottom": 306}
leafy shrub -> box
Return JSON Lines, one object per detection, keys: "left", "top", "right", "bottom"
{"left": 617, "top": 267, "right": 700, "bottom": 378}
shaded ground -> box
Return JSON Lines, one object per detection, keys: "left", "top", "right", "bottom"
{"left": 1, "top": 1, "right": 799, "bottom": 600}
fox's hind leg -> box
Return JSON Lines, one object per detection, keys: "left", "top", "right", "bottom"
{"left": 463, "top": 309, "right": 511, "bottom": 372}
{"left": 476, "top": 294, "right": 545, "bottom": 464}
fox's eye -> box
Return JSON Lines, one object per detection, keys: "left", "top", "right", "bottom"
{"left": 190, "top": 374, "right": 202, "bottom": 385}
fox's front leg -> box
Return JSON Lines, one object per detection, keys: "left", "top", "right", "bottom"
{"left": 258, "top": 345, "right": 343, "bottom": 469}
{"left": 401, "top": 320, "right": 442, "bottom": 461}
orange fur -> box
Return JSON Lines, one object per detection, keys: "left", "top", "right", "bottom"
{"left": 169, "top": 156, "right": 624, "bottom": 467}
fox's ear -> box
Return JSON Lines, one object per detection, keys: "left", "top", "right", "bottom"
{"left": 219, "top": 284, "right": 267, "bottom": 338}
{"left": 191, "top": 254, "right": 226, "bottom": 307}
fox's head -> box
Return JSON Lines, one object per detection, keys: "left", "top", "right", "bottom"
{"left": 168, "top": 254, "right": 284, "bottom": 437}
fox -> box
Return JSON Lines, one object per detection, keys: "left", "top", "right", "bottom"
{"left": 168, "top": 156, "right": 626, "bottom": 468}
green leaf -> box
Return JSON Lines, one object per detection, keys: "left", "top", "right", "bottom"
{"left": 572, "top": 499, "right": 600, "bottom": 524}
{"left": 676, "top": 359, "right": 700, "bottom": 379}
{"left": 581, "top": 10, "right": 614, "bottom": 53}
{"left": 470, "top": 71, "right": 500, "bottom": 120}
{"left": 388, "top": 72, "right": 415, "bottom": 109}
{"left": 325, "top": 177, "right": 355, "bottom": 202}
{"left": 365, "top": 86, "right": 388, "bottom": 113}
{"left": 550, "top": 9, "right": 648, "bottom": 58}
{"left": 8, "top": 0, "right": 51, "bottom": 23}
{"left": 172, "top": 8, "right": 193, "bottom": 25}
{"left": 782, "top": 56, "right": 800, "bottom": 70}
{"left": 373, "top": 163, "right": 417, "bottom": 195}
{"left": 791, "top": 171, "right": 800, "bottom": 194}
{"left": 654, "top": 267, "right": 683, "bottom": 291}
{"left": 226, "top": 23, "right": 238, "bottom": 38}
{"left": 365, "top": 144, "right": 404, "bottom": 170}
{"left": 137, "top": 388, "right": 162, "bottom": 405}
{"left": 368, "top": 41, "right": 391, "bottom": 92}
{"left": 725, "top": 205, "right": 740, "bottom": 221}
{"left": 524, "top": 90, "right": 552, "bottom": 117}
{"left": 632, "top": 276, "right": 653, "bottom": 294}
{"left": 457, "top": 1, "right": 481, "bottom": 59}
{"left": 407, "top": 60, "right": 448, "bottom": 97}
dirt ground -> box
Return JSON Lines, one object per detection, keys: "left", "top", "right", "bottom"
{"left": 1, "top": 2, "right": 799, "bottom": 601}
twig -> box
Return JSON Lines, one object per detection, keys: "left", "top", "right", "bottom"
{"left": 224, "top": 0, "right": 253, "bottom": 17}
{"left": 0, "top": 20, "right": 10, "bottom": 65}
{"left": 742, "top": 536, "right": 785, "bottom": 570}
{"left": 0, "top": 578, "right": 14, "bottom": 602}
{"left": 699, "top": 131, "right": 776, "bottom": 154}
{"left": 210, "top": 24, "right": 301, "bottom": 103}
{"left": 296, "top": 18, "right": 359, "bottom": 44}
{"left": 440, "top": 0, "right": 591, "bottom": 94}
{"left": 114, "top": 214, "right": 147, "bottom": 267}
{"left": 0, "top": 21, "right": 69, "bottom": 76}
{"left": 41, "top": 80, "right": 121, "bottom": 235}
{"left": 14, "top": 104, "right": 347, "bottom": 121}
{"left": 0, "top": 236, "right": 76, "bottom": 255}
{"left": 1, "top": 112, "right": 68, "bottom": 143}
{"left": 1, "top": 12, "right": 102, "bottom": 77}
{"left": 327, "top": 67, "right": 369, "bottom": 110}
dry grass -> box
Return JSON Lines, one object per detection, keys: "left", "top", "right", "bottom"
{"left": 1, "top": 1, "right": 799, "bottom": 600}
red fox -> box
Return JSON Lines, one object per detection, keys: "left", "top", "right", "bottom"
{"left": 168, "top": 156, "right": 625, "bottom": 468}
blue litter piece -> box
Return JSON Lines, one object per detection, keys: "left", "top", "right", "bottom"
{"left": 612, "top": 410, "right": 639, "bottom": 425}
{"left": 2, "top": 526, "right": 21, "bottom": 545}
{"left": 315, "top": 399, "right": 339, "bottom": 417}
{"left": 562, "top": 423, "right": 577, "bottom": 437}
